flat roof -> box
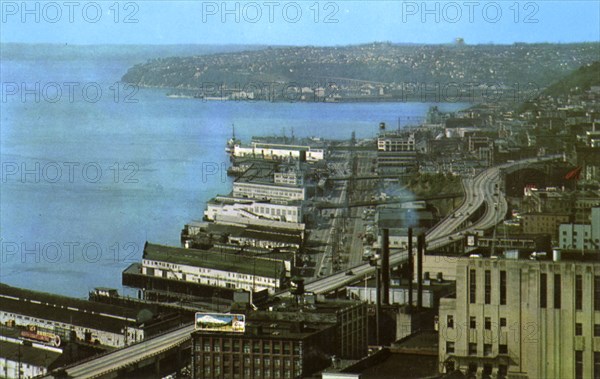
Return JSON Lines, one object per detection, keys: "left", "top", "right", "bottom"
{"left": 192, "top": 316, "right": 335, "bottom": 341}
{"left": 0, "top": 340, "right": 61, "bottom": 367}
{"left": 0, "top": 283, "right": 139, "bottom": 320}
{"left": 0, "top": 295, "right": 136, "bottom": 334}
{"left": 143, "top": 243, "right": 285, "bottom": 279}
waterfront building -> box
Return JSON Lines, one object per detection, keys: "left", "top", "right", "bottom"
{"left": 0, "top": 284, "right": 149, "bottom": 348}
{"left": 140, "top": 243, "right": 286, "bottom": 294}
{"left": 233, "top": 142, "right": 324, "bottom": 162}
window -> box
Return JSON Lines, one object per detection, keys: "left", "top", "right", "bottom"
{"left": 595, "top": 276, "right": 600, "bottom": 311}
{"left": 483, "top": 364, "right": 493, "bottom": 379}
{"left": 470, "top": 316, "right": 476, "bottom": 329}
{"left": 484, "top": 344, "right": 492, "bottom": 356}
{"left": 499, "top": 344, "right": 508, "bottom": 354}
{"left": 446, "top": 341, "right": 455, "bottom": 354}
{"left": 468, "top": 343, "right": 477, "bottom": 355}
{"left": 595, "top": 324, "right": 600, "bottom": 337}
{"left": 576, "top": 350, "right": 584, "bottom": 379}
{"left": 484, "top": 270, "right": 491, "bottom": 304}
{"left": 594, "top": 352, "right": 600, "bottom": 379}
{"left": 576, "top": 323, "right": 583, "bottom": 336}
{"left": 485, "top": 317, "right": 491, "bottom": 330}
{"left": 576, "top": 275, "right": 583, "bottom": 310}
{"left": 498, "top": 365, "right": 508, "bottom": 379}
{"left": 447, "top": 315, "right": 454, "bottom": 328}
{"left": 469, "top": 269, "right": 477, "bottom": 303}
{"left": 540, "top": 273, "right": 547, "bottom": 308}
{"left": 500, "top": 270, "right": 507, "bottom": 305}
{"left": 500, "top": 317, "right": 507, "bottom": 327}
{"left": 554, "top": 274, "right": 562, "bottom": 309}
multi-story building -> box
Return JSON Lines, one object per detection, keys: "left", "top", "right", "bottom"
{"left": 191, "top": 318, "right": 335, "bottom": 379}
{"left": 377, "top": 133, "right": 415, "bottom": 152}
{"left": 523, "top": 188, "right": 600, "bottom": 223}
{"left": 191, "top": 300, "right": 368, "bottom": 379}
{"left": 521, "top": 213, "right": 571, "bottom": 240}
{"left": 558, "top": 207, "right": 600, "bottom": 251}
{"left": 376, "top": 132, "right": 417, "bottom": 175}
{"left": 438, "top": 255, "right": 600, "bottom": 379}
{"left": 141, "top": 243, "right": 286, "bottom": 294}
{"left": 233, "top": 181, "right": 306, "bottom": 202}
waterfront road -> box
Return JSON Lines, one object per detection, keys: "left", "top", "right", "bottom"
{"left": 44, "top": 156, "right": 561, "bottom": 377}
{"left": 280, "top": 155, "right": 562, "bottom": 296}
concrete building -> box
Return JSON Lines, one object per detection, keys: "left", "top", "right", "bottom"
{"left": 141, "top": 243, "right": 286, "bottom": 294}
{"left": 521, "top": 213, "right": 571, "bottom": 240}
{"left": 191, "top": 299, "right": 367, "bottom": 379}
{"left": 191, "top": 317, "right": 335, "bottom": 379}
{"left": 376, "top": 131, "right": 418, "bottom": 174}
{"left": 438, "top": 255, "right": 600, "bottom": 379}
{"left": 558, "top": 207, "right": 600, "bottom": 251}
{"left": 377, "top": 133, "right": 415, "bottom": 152}
{"left": 523, "top": 188, "right": 600, "bottom": 224}
{"left": 347, "top": 278, "right": 454, "bottom": 308}
{"left": 233, "top": 181, "right": 306, "bottom": 202}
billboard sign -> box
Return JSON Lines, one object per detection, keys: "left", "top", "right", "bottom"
{"left": 195, "top": 313, "right": 246, "bottom": 333}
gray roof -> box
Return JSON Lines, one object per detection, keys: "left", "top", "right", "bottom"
{"left": 143, "top": 243, "right": 285, "bottom": 279}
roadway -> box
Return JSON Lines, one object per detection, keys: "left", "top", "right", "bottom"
{"left": 43, "top": 324, "right": 194, "bottom": 379}
{"left": 46, "top": 156, "right": 561, "bottom": 377}
{"left": 282, "top": 155, "right": 562, "bottom": 296}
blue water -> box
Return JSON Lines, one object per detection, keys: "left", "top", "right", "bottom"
{"left": 0, "top": 46, "right": 468, "bottom": 297}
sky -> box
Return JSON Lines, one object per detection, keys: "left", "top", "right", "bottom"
{"left": 1, "top": 0, "right": 599, "bottom": 46}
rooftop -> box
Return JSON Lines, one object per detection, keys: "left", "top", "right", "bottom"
{"left": 0, "top": 340, "right": 62, "bottom": 367}
{"left": 143, "top": 243, "right": 285, "bottom": 279}
{"left": 192, "top": 316, "right": 334, "bottom": 341}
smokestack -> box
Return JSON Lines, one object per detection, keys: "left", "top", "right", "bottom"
{"left": 407, "top": 228, "right": 413, "bottom": 309}
{"left": 381, "top": 229, "right": 390, "bottom": 305}
{"left": 417, "top": 233, "right": 425, "bottom": 310}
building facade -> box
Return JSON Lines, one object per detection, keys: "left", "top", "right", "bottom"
{"left": 559, "top": 207, "right": 600, "bottom": 251}
{"left": 141, "top": 243, "right": 286, "bottom": 294}
{"left": 438, "top": 257, "right": 600, "bottom": 379}
{"left": 233, "top": 182, "right": 306, "bottom": 202}
{"left": 191, "top": 320, "right": 335, "bottom": 379}
{"left": 205, "top": 198, "right": 303, "bottom": 224}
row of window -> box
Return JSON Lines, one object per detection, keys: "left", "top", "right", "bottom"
{"left": 447, "top": 315, "right": 508, "bottom": 329}
{"left": 575, "top": 351, "right": 600, "bottom": 379}
{"left": 446, "top": 341, "right": 508, "bottom": 355}
{"left": 199, "top": 366, "right": 299, "bottom": 378}
{"left": 469, "top": 269, "right": 506, "bottom": 305}
{"left": 575, "top": 323, "right": 600, "bottom": 336}
{"left": 196, "top": 340, "right": 302, "bottom": 355}
{"left": 541, "top": 274, "right": 600, "bottom": 310}
{"left": 254, "top": 206, "right": 299, "bottom": 217}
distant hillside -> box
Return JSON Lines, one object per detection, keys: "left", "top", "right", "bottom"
{"left": 121, "top": 42, "right": 600, "bottom": 102}
{"left": 539, "top": 61, "right": 600, "bottom": 98}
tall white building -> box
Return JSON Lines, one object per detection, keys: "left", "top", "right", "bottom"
{"left": 559, "top": 207, "right": 600, "bottom": 251}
